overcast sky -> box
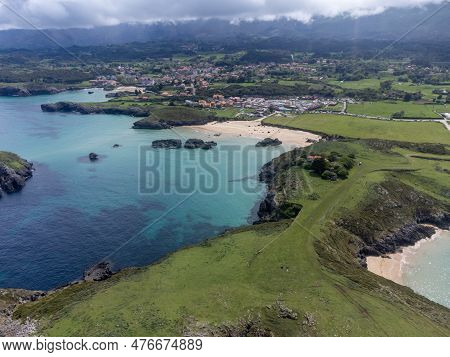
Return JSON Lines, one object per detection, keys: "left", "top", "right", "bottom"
{"left": 0, "top": 0, "right": 446, "bottom": 30}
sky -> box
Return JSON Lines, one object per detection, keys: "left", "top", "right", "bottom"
{"left": 0, "top": 0, "right": 446, "bottom": 30}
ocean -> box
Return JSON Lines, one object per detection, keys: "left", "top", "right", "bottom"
{"left": 402, "top": 230, "right": 450, "bottom": 308}
{"left": 0, "top": 89, "right": 282, "bottom": 290}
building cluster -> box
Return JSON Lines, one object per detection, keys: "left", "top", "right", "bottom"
{"left": 90, "top": 60, "right": 318, "bottom": 96}
{"left": 186, "top": 95, "right": 339, "bottom": 116}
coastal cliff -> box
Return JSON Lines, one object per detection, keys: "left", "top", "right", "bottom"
{"left": 337, "top": 180, "right": 450, "bottom": 267}
{"left": 0, "top": 85, "right": 83, "bottom": 97}
{"left": 0, "top": 152, "right": 33, "bottom": 198}
{"left": 41, "top": 102, "right": 220, "bottom": 129}
{"left": 41, "top": 102, "right": 151, "bottom": 117}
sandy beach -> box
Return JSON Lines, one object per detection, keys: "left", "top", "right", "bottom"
{"left": 367, "top": 229, "right": 445, "bottom": 285}
{"left": 188, "top": 118, "right": 321, "bottom": 148}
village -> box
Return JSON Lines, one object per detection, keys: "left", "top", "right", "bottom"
{"left": 88, "top": 60, "right": 349, "bottom": 117}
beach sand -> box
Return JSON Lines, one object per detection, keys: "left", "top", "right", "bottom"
{"left": 367, "top": 229, "right": 444, "bottom": 285}
{"left": 188, "top": 119, "right": 321, "bottom": 148}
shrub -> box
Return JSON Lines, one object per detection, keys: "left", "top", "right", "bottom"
{"left": 340, "top": 156, "right": 355, "bottom": 170}
{"left": 321, "top": 170, "right": 338, "bottom": 181}
{"left": 336, "top": 167, "right": 349, "bottom": 179}
{"left": 311, "top": 157, "right": 329, "bottom": 175}
{"left": 307, "top": 193, "right": 320, "bottom": 200}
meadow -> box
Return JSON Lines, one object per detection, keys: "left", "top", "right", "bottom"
{"left": 347, "top": 101, "right": 447, "bottom": 119}
{"left": 264, "top": 113, "right": 449, "bottom": 143}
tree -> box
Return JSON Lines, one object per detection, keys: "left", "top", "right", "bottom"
{"left": 391, "top": 110, "right": 405, "bottom": 119}
{"left": 380, "top": 80, "right": 393, "bottom": 92}
{"left": 311, "top": 157, "right": 328, "bottom": 175}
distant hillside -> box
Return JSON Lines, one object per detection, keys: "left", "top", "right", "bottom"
{"left": 0, "top": 4, "right": 448, "bottom": 50}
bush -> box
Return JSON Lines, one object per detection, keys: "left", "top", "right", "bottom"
{"left": 328, "top": 151, "right": 341, "bottom": 162}
{"left": 336, "top": 167, "right": 349, "bottom": 179}
{"left": 311, "top": 157, "right": 329, "bottom": 175}
{"left": 307, "top": 193, "right": 320, "bottom": 200}
{"left": 321, "top": 170, "right": 338, "bottom": 181}
{"left": 340, "top": 156, "right": 355, "bottom": 170}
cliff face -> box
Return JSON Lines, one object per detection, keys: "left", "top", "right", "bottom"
{"left": 0, "top": 154, "right": 33, "bottom": 198}
{"left": 336, "top": 180, "right": 450, "bottom": 267}
{"left": 132, "top": 116, "right": 213, "bottom": 129}
{"left": 41, "top": 102, "right": 151, "bottom": 117}
{"left": 0, "top": 86, "right": 64, "bottom": 97}
{"left": 256, "top": 148, "right": 305, "bottom": 222}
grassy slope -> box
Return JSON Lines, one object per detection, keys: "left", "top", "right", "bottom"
{"left": 16, "top": 140, "right": 450, "bottom": 336}
{"left": 264, "top": 114, "right": 449, "bottom": 143}
{"left": 347, "top": 102, "right": 447, "bottom": 119}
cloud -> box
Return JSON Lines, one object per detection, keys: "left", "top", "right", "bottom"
{"left": 0, "top": 0, "right": 446, "bottom": 30}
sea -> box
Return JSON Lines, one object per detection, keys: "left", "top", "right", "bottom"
{"left": 402, "top": 229, "right": 450, "bottom": 308}
{"left": 0, "top": 89, "right": 282, "bottom": 290}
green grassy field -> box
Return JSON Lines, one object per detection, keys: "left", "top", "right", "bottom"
{"left": 264, "top": 113, "right": 450, "bottom": 143}
{"left": 392, "top": 82, "right": 449, "bottom": 100}
{"left": 347, "top": 101, "right": 447, "bottom": 119}
{"left": 328, "top": 78, "right": 387, "bottom": 90}
{"left": 328, "top": 78, "right": 449, "bottom": 100}
{"left": 15, "top": 140, "right": 450, "bottom": 336}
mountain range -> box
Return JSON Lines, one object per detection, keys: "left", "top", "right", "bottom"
{"left": 0, "top": 4, "right": 448, "bottom": 50}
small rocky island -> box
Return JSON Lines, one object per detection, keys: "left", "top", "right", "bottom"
{"left": 152, "top": 139, "right": 182, "bottom": 149}
{"left": 152, "top": 139, "right": 217, "bottom": 150}
{"left": 256, "top": 138, "right": 282, "bottom": 147}
{"left": 0, "top": 152, "right": 33, "bottom": 198}
{"left": 184, "top": 139, "right": 217, "bottom": 150}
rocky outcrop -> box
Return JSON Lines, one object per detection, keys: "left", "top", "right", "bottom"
{"left": 88, "top": 153, "right": 99, "bottom": 161}
{"left": 133, "top": 119, "right": 172, "bottom": 129}
{"left": 184, "top": 139, "right": 217, "bottom": 150}
{"left": 0, "top": 85, "right": 66, "bottom": 97}
{"left": 256, "top": 150, "right": 304, "bottom": 222}
{"left": 335, "top": 180, "right": 450, "bottom": 267}
{"left": 152, "top": 139, "right": 182, "bottom": 149}
{"left": 0, "top": 86, "right": 31, "bottom": 97}
{"left": 83, "top": 262, "right": 113, "bottom": 282}
{"left": 132, "top": 116, "right": 213, "bottom": 129}
{"left": 256, "top": 138, "right": 282, "bottom": 147}
{"left": 41, "top": 102, "right": 151, "bottom": 117}
{"left": 0, "top": 289, "right": 44, "bottom": 337}
{"left": 0, "top": 157, "right": 33, "bottom": 198}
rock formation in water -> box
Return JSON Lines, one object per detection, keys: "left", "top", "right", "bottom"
{"left": 152, "top": 139, "right": 182, "bottom": 149}
{"left": 256, "top": 138, "right": 282, "bottom": 147}
{"left": 0, "top": 153, "right": 33, "bottom": 198}
{"left": 184, "top": 139, "right": 217, "bottom": 150}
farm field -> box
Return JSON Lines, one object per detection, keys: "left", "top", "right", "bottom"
{"left": 347, "top": 101, "right": 448, "bottom": 119}
{"left": 264, "top": 113, "right": 450, "bottom": 143}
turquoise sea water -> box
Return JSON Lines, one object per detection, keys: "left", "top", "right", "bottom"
{"left": 0, "top": 89, "right": 282, "bottom": 290}
{"left": 403, "top": 230, "right": 450, "bottom": 308}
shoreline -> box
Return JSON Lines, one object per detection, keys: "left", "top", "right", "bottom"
{"left": 367, "top": 228, "right": 447, "bottom": 285}
{"left": 187, "top": 119, "right": 321, "bottom": 148}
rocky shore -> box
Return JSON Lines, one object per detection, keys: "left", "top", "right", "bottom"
{"left": 0, "top": 289, "right": 44, "bottom": 337}
{"left": 41, "top": 102, "right": 151, "bottom": 117}
{"left": 132, "top": 116, "right": 215, "bottom": 129}
{"left": 0, "top": 85, "right": 88, "bottom": 97}
{"left": 256, "top": 148, "right": 305, "bottom": 222}
{"left": 0, "top": 153, "right": 33, "bottom": 198}
{"left": 335, "top": 181, "right": 450, "bottom": 268}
